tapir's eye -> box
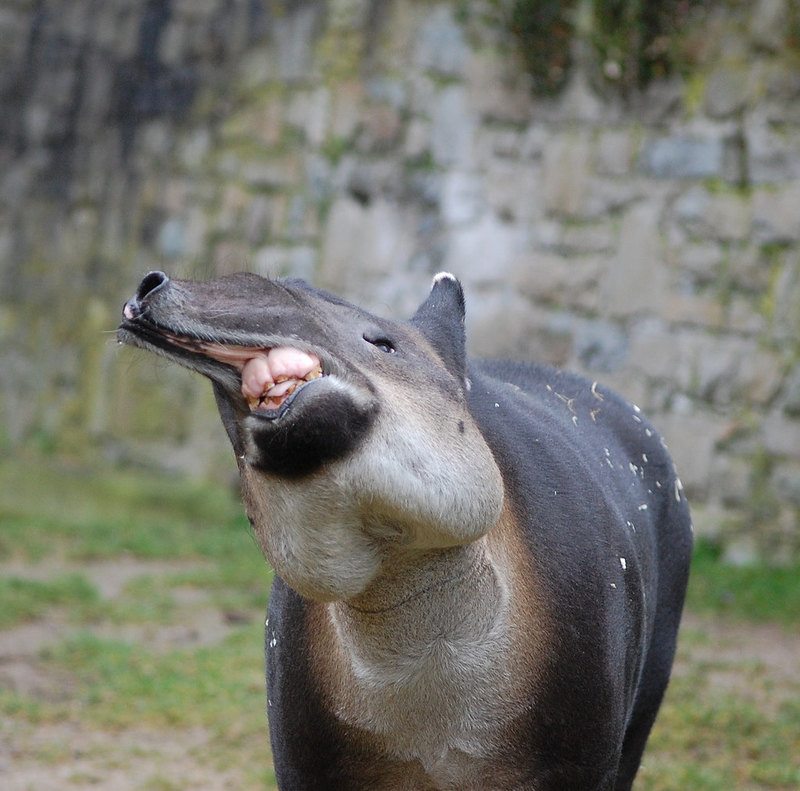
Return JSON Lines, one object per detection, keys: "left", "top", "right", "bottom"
{"left": 364, "top": 334, "right": 396, "bottom": 354}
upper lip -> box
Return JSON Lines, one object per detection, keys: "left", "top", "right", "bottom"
{"left": 118, "top": 315, "right": 328, "bottom": 415}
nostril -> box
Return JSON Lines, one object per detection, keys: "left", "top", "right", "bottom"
{"left": 123, "top": 271, "right": 170, "bottom": 321}
{"left": 137, "top": 270, "right": 169, "bottom": 301}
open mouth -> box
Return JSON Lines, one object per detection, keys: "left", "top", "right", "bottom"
{"left": 163, "top": 333, "right": 323, "bottom": 413}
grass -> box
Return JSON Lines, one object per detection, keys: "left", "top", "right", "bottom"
{"left": 0, "top": 574, "right": 99, "bottom": 627}
{"left": 1, "top": 453, "right": 798, "bottom": 789}
{"left": 639, "top": 629, "right": 800, "bottom": 789}
{"left": 0, "top": 452, "right": 251, "bottom": 562}
{"left": 686, "top": 539, "right": 800, "bottom": 627}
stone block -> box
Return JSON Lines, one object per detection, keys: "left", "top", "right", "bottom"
{"left": 407, "top": 73, "right": 438, "bottom": 116}
{"left": 750, "top": 0, "right": 788, "bottom": 52}
{"left": 356, "top": 104, "right": 402, "bottom": 153}
{"left": 704, "top": 66, "right": 751, "bottom": 119}
{"left": 727, "top": 296, "right": 768, "bottom": 335}
{"left": 512, "top": 251, "right": 600, "bottom": 309}
{"left": 753, "top": 184, "right": 800, "bottom": 243}
{"left": 440, "top": 171, "right": 485, "bottom": 226}
{"left": 734, "top": 349, "right": 784, "bottom": 405}
{"left": 287, "top": 88, "right": 331, "bottom": 147}
{"left": 641, "top": 136, "right": 724, "bottom": 180}
{"left": 414, "top": 6, "right": 468, "bottom": 77}
{"left": 178, "top": 128, "right": 212, "bottom": 170}
{"left": 727, "top": 244, "right": 771, "bottom": 292}
{"left": 664, "top": 293, "right": 725, "bottom": 329}
{"left": 679, "top": 242, "right": 724, "bottom": 282}
{"left": 252, "top": 97, "right": 284, "bottom": 149}
{"left": 772, "top": 259, "right": 800, "bottom": 343}
{"left": 280, "top": 194, "right": 320, "bottom": 242}
{"left": 710, "top": 455, "right": 753, "bottom": 507}
{"left": 762, "top": 413, "right": 800, "bottom": 459}
{"left": 772, "top": 461, "right": 800, "bottom": 505}
{"left": 442, "top": 214, "right": 522, "bottom": 285}
{"left": 582, "top": 179, "right": 650, "bottom": 219}
{"left": 156, "top": 218, "right": 185, "bottom": 258}
{"left": 655, "top": 411, "right": 726, "bottom": 496}
{"left": 431, "top": 86, "right": 475, "bottom": 167}
{"left": 552, "top": 70, "right": 606, "bottom": 124}
{"left": 594, "top": 129, "right": 636, "bottom": 176}
{"left": 674, "top": 186, "right": 752, "bottom": 242}
{"left": 242, "top": 157, "right": 299, "bottom": 190}
{"left": 745, "top": 117, "right": 800, "bottom": 183}
{"left": 328, "top": 0, "right": 370, "bottom": 29}
{"left": 674, "top": 186, "right": 751, "bottom": 242}
{"left": 601, "top": 203, "right": 668, "bottom": 317}
{"left": 484, "top": 160, "right": 541, "bottom": 223}
{"left": 270, "top": 3, "right": 321, "bottom": 83}
{"left": 319, "top": 196, "right": 416, "bottom": 297}
{"left": 573, "top": 319, "right": 629, "bottom": 373}
{"left": 366, "top": 77, "right": 408, "bottom": 110}
{"left": 330, "top": 80, "right": 364, "bottom": 139}
{"left": 464, "top": 288, "right": 565, "bottom": 363}
{"left": 466, "top": 51, "right": 532, "bottom": 124}
{"left": 691, "top": 336, "right": 742, "bottom": 403}
{"left": 214, "top": 241, "right": 250, "bottom": 275}
{"left": 688, "top": 503, "right": 729, "bottom": 542}
{"left": 560, "top": 224, "right": 616, "bottom": 255}
{"left": 475, "top": 129, "right": 524, "bottom": 162}
{"left": 403, "top": 119, "right": 431, "bottom": 160}
{"left": 628, "top": 322, "right": 689, "bottom": 386}
{"left": 344, "top": 159, "right": 403, "bottom": 203}
{"left": 541, "top": 132, "right": 591, "bottom": 218}
{"left": 783, "top": 367, "right": 800, "bottom": 416}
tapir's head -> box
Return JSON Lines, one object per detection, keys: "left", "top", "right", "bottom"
{"left": 119, "top": 272, "right": 504, "bottom": 600}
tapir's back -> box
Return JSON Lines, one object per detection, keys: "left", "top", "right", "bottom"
{"left": 466, "top": 357, "right": 693, "bottom": 790}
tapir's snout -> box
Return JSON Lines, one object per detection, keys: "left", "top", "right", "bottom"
{"left": 117, "top": 271, "right": 383, "bottom": 478}
{"left": 122, "top": 270, "right": 170, "bottom": 321}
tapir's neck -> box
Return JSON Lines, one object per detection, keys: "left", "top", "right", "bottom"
{"left": 335, "top": 540, "right": 505, "bottom": 641}
{"left": 319, "top": 514, "right": 541, "bottom": 780}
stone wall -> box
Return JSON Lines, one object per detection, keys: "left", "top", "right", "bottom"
{"left": 1, "top": 0, "right": 799, "bottom": 561}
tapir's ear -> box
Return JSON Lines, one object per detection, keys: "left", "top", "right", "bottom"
{"left": 410, "top": 272, "right": 467, "bottom": 380}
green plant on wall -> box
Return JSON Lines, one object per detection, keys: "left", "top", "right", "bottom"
{"left": 507, "top": 0, "right": 578, "bottom": 95}
{"left": 593, "top": 0, "right": 699, "bottom": 91}
{"left": 506, "top": 0, "right": 703, "bottom": 95}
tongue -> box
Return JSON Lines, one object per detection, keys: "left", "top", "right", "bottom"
{"left": 241, "top": 347, "right": 321, "bottom": 409}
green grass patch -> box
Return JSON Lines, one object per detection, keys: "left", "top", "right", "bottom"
{"left": 1, "top": 627, "right": 274, "bottom": 788}
{"left": 0, "top": 454, "right": 252, "bottom": 562}
{"left": 37, "top": 629, "right": 265, "bottom": 732}
{"left": 640, "top": 626, "right": 800, "bottom": 790}
{"left": 0, "top": 574, "right": 99, "bottom": 627}
{"left": 686, "top": 539, "right": 800, "bottom": 627}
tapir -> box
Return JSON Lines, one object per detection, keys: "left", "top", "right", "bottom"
{"left": 118, "top": 270, "right": 692, "bottom": 790}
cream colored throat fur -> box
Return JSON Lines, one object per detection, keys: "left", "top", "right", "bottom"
{"left": 316, "top": 527, "right": 538, "bottom": 788}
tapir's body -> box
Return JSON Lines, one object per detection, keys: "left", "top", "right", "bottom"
{"left": 119, "top": 271, "right": 692, "bottom": 790}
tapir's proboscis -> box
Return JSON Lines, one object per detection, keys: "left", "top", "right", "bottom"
{"left": 118, "top": 271, "right": 692, "bottom": 790}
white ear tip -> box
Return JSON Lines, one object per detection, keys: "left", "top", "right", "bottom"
{"left": 432, "top": 271, "right": 458, "bottom": 286}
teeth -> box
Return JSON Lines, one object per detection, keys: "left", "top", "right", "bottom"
{"left": 160, "top": 333, "right": 324, "bottom": 415}
{"left": 248, "top": 365, "right": 322, "bottom": 412}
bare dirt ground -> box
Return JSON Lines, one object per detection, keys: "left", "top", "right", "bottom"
{"left": 2, "top": 559, "right": 799, "bottom": 790}
{"left": 0, "top": 558, "right": 262, "bottom": 791}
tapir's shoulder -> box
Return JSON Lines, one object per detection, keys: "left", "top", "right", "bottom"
{"left": 467, "top": 358, "right": 635, "bottom": 423}
{"left": 465, "top": 357, "right": 672, "bottom": 473}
